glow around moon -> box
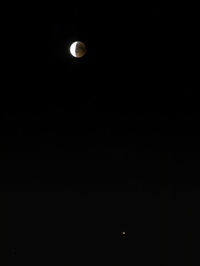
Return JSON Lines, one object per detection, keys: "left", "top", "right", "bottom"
{"left": 69, "top": 41, "right": 87, "bottom": 58}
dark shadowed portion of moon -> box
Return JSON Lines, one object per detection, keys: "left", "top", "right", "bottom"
{"left": 75, "top": 41, "right": 87, "bottom": 58}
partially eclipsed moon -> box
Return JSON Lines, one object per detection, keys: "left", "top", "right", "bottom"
{"left": 70, "top": 41, "right": 87, "bottom": 58}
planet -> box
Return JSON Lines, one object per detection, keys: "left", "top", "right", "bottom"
{"left": 69, "top": 41, "right": 87, "bottom": 58}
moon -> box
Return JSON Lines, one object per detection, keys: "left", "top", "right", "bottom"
{"left": 69, "top": 41, "right": 87, "bottom": 58}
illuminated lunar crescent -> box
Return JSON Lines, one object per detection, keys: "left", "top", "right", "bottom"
{"left": 69, "top": 41, "right": 87, "bottom": 58}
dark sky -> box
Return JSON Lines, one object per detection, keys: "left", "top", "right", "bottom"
{"left": 1, "top": 6, "right": 198, "bottom": 182}
{"left": 3, "top": 5, "right": 199, "bottom": 266}
{"left": 6, "top": 183, "right": 199, "bottom": 265}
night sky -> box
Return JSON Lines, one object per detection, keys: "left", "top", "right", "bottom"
{"left": 3, "top": 5, "right": 199, "bottom": 266}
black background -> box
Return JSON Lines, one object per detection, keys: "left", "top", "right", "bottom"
{"left": 1, "top": 5, "right": 199, "bottom": 183}
{"left": 6, "top": 183, "right": 199, "bottom": 265}
{"left": 2, "top": 4, "right": 199, "bottom": 265}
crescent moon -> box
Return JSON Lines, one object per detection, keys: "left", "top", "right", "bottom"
{"left": 70, "top": 42, "right": 78, "bottom": 58}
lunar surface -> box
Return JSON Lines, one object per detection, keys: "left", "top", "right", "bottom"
{"left": 70, "top": 41, "right": 87, "bottom": 58}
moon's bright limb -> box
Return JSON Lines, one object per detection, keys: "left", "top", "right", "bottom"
{"left": 70, "top": 42, "right": 78, "bottom": 58}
